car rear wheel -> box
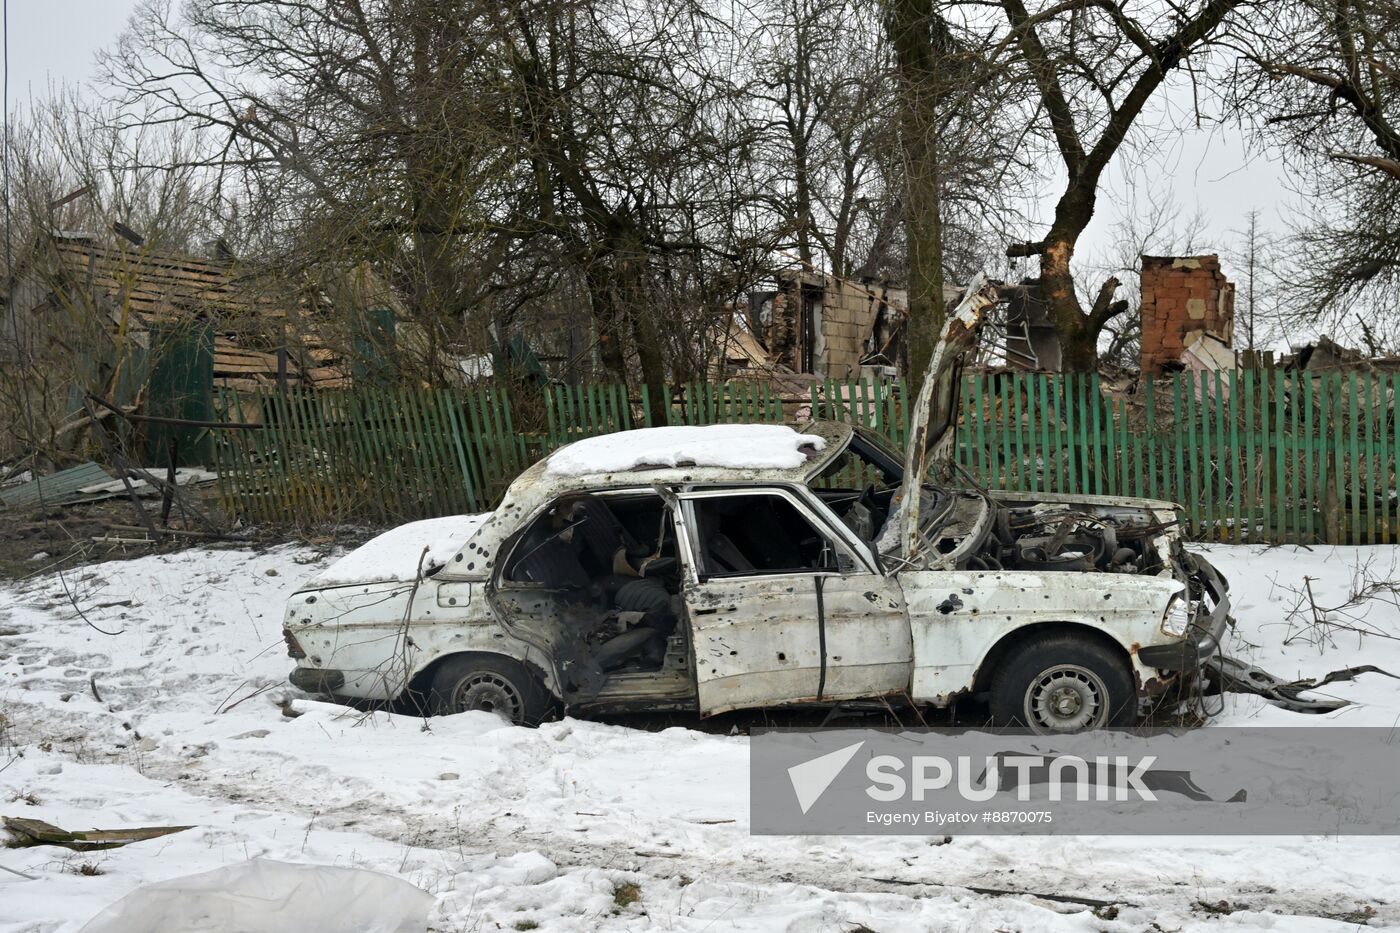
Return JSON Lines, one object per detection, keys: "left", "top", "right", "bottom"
{"left": 990, "top": 634, "right": 1137, "bottom": 733}
{"left": 428, "top": 654, "right": 552, "bottom": 726}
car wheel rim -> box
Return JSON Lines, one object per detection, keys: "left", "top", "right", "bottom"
{"left": 452, "top": 672, "right": 524, "bottom": 722}
{"left": 1025, "top": 664, "right": 1107, "bottom": 733}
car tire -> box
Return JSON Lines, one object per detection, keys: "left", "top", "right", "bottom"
{"left": 428, "top": 654, "right": 553, "bottom": 726}
{"left": 989, "top": 633, "right": 1137, "bottom": 733}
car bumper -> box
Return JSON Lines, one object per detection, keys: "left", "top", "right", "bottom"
{"left": 1137, "top": 554, "right": 1231, "bottom": 672}
{"left": 289, "top": 665, "right": 345, "bottom": 694}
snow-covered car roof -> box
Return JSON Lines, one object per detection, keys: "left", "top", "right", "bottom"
{"left": 532, "top": 420, "right": 849, "bottom": 488}
{"left": 543, "top": 423, "right": 829, "bottom": 477}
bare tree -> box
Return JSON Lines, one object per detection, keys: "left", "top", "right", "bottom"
{"left": 103, "top": 0, "right": 525, "bottom": 377}
{"left": 996, "top": 0, "right": 1246, "bottom": 370}
{"left": 885, "top": 0, "right": 952, "bottom": 390}
{"left": 1228, "top": 0, "right": 1400, "bottom": 338}
{"left": 1224, "top": 208, "right": 1286, "bottom": 352}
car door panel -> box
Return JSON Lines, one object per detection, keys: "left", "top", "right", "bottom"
{"left": 686, "top": 574, "right": 823, "bottom": 714}
{"left": 678, "top": 486, "right": 912, "bottom": 715}
{"left": 812, "top": 574, "right": 912, "bottom": 701}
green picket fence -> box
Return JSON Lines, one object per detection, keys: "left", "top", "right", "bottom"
{"left": 951, "top": 370, "right": 1398, "bottom": 545}
{"left": 211, "top": 370, "right": 1399, "bottom": 544}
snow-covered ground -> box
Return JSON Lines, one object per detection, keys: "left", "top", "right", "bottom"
{"left": 2, "top": 542, "right": 1399, "bottom": 932}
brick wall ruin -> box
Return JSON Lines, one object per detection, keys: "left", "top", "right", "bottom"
{"left": 1139, "top": 255, "right": 1235, "bottom": 374}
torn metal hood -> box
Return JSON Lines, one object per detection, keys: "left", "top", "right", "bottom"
{"left": 887, "top": 273, "right": 1001, "bottom": 564}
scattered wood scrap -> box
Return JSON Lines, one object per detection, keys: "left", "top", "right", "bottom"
{"left": 2, "top": 816, "right": 194, "bottom": 851}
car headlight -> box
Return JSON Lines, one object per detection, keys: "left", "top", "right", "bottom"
{"left": 1161, "top": 593, "right": 1191, "bottom": 637}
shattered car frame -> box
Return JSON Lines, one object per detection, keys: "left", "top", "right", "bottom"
{"left": 284, "top": 278, "right": 1249, "bottom": 734}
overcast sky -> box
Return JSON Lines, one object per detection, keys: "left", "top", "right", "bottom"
{"left": 3, "top": 0, "right": 133, "bottom": 100}
{"left": 3, "top": 0, "right": 1299, "bottom": 292}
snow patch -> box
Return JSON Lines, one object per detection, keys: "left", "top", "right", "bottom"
{"left": 3, "top": 543, "right": 1400, "bottom": 931}
{"left": 544, "top": 423, "right": 826, "bottom": 476}
{"left": 306, "top": 514, "right": 489, "bottom": 588}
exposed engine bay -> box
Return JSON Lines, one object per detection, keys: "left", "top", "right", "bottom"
{"left": 862, "top": 486, "right": 1179, "bottom": 578}
{"left": 819, "top": 427, "right": 1180, "bottom": 579}
{"left": 975, "top": 502, "right": 1173, "bottom": 574}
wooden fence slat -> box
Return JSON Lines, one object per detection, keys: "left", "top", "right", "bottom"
{"left": 1348, "top": 372, "right": 1361, "bottom": 544}
{"left": 1392, "top": 373, "right": 1400, "bottom": 544}
{"left": 1205, "top": 371, "right": 1219, "bottom": 541}
{"left": 1378, "top": 374, "right": 1391, "bottom": 543}
{"left": 1230, "top": 370, "right": 1243, "bottom": 541}
{"left": 1364, "top": 374, "right": 1378, "bottom": 545}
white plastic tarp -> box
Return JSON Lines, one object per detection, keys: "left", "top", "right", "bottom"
{"left": 79, "top": 859, "right": 434, "bottom": 933}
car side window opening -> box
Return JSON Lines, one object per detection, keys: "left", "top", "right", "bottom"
{"left": 812, "top": 429, "right": 906, "bottom": 544}
{"left": 501, "top": 493, "right": 684, "bottom": 674}
{"left": 690, "top": 492, "right": 856, "bottom": 579}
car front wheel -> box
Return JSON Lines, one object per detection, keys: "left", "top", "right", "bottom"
{"left": 428, "top": 654, "right": 552, "bottom": 726}
{"left": 989, "top": 634, "right": 1137, "bottom": 733}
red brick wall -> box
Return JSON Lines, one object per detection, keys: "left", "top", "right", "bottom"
{"left": 1139, "top": 255, "right": 1235, "bottom": 374}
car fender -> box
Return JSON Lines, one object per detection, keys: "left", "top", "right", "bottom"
{"left": 899, "top": 569, "right": 1182, "bottom": 704}
{"left": 286, "top": 579, "right": 555, "bottom": 701}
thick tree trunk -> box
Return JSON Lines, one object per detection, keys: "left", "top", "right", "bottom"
{"left": 1039, "top": 236, "right": 1096, "bottom": 371}
{"left": 618, "top": 250, "right": 670, "bottom": 426}
{"left": 585, "top": 263, "right": 629, "bottom": 384}
{"left": 887, "top": 0, "right": 947, "bottom": 396}
{"left": 1031, "top": 180, "right": 1099, "bottom": 371}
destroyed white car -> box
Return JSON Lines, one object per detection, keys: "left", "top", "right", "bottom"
{"left": 284, "top": 280, "right": 1232, "bottom": 733}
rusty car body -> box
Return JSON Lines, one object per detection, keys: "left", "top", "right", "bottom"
{"left": 284, "top": 278, "right": 1233, "bottom": 733}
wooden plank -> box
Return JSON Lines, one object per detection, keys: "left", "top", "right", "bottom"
{"left": 1088, "top": 372, "right": 1102, "bottom": 497}
{"left": 1329, "top": 371, "right": 1345, "bottom": 542}
{"left": 352, "top": 389, "right": 392, "bottom": 523}
{"left": 1363, "top": 374, "right": 1378, "bottom": 544}
{"left": 281, "top": 392, "right": 311, "bottom": 522}
{"left": 1010, "top": 374, "right": 1026, "bottom": 492}
{"left": 1063, "top": 373, "right": 1080, "bottom": 495}
{"left": 993, "top": 377, "right": 1010, "bottom": 489}
{"left": 1378, "top": 375, "right": 1391, "bottom": 543}
{"left": 1212, "top": 370, "right": 1226, "bottom": 541}
{"left": 383, "top": 388, "right": 422, "bottom": 520}
{"left": 1243, "top": 372, "right": 1257, "bottom": 542}
{"left": 1193, "top": 371, "right": 1210, "bottom": 540}
{"left": 1144, "top": 379, "right": 1159, "bottom": 502}
{"left": 1228, "top": 370, "right": 1242, "bottom": 544}
{"left": 265, "top": 388, "right": 298, "bottom": 523}
{"left": 1271, "top": 369, "right": 1284, "bottom": 543}
{"left": 1131, "top": 385, "right": 1145, "bottom": 500}
{"left": 418, "top": 389, "right": 456, "bottom": 516}
{"left": 1300, "top": 373, "right": 1315, "bottom": 543}
{"left": 1348, "top": 372, "right": 1361, "bottom": 544}
{"left": 972, "top": 375, "right": 989, "bottom": 484}
{"left": 1392, "top": 373, "right": 1400, "bottom": 543}
{"left": 1173, "top": 376, "right": 1189, "bottom": 536}
{"left": 1280, "top": 371, "right": 1293, "bottom": 543}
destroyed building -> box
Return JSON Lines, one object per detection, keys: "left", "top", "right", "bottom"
{"left": 718, "top": 269, "right": 962, "bottom": 382}
{"left": 0, "top": 231, "right": 375, "bottom": 392}
{"left": 1140, "top": 254, "right": 1236, "bottom": 375}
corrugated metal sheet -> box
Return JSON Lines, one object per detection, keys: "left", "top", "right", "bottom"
{"left": 0, "top": 462, "right": 113, "bottom": 509}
